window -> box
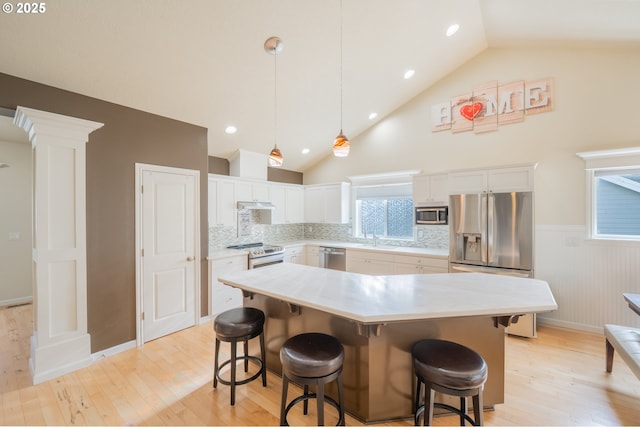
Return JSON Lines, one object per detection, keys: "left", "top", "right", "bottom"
{"left": 593, "top": 169, "right": 640, "bottom": 238}
{"left": 578, "top": 147, "right": 640, "bottom": 240}
{"left": 353, "top": 183, "right": 414, "bottom": 239}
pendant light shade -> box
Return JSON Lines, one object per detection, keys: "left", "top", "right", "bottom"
{"left": 265, "top": 36, "right": 284, "bottom": 167}
{"left": 333, "top": 130, "right": 350, "bottom": 157}
{"left": 333, "top": 0, "right": 349, "bottom": 157}
{"left": 269, "top": 145, "right": 283, "bottom": 167}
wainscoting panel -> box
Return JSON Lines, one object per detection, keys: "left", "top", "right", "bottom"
{"left": 536, "top": 225, "right": 640, "bottom": 332}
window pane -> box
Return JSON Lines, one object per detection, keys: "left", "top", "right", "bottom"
{"left": 358, "top": 198, "right": 413, "bottom": 238}
{"left": 360, "top": 199, "right": 385, "bottom": 235}
{"left": 387, "top": 198, "right": 414, "bottom": 238}
{"left": 595, "top": 173, "right": 640, "bottom": 236}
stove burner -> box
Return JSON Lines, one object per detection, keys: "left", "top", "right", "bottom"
{"left": 227, "top": 242, "right": 285, "bottom": 258}
{"left": 227, "top": 242, "right": 264, "bottom": 250}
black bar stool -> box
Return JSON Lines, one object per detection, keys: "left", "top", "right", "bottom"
{"left": 279, "top": 332, "right": 345, "bottom": 426}
{"left": 213, "top": 307, "right": 267, "bottom": 405}
{"left": 412, "top": 339, "right": 488, "bottom": 426}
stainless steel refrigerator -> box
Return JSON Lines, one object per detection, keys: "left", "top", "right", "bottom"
{"left": 448, "top": 191, "right": 536, "bottom": 337}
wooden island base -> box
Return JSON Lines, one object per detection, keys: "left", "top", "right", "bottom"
{"left": 244, "top": 294, "right": 505, "bottom": 423}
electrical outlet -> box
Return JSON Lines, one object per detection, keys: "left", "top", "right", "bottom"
{"left": 565, "top": 236, "right": 581, "bottom": 247}
{"left": 8, "top": 231, "right": 20, "bottom": 240}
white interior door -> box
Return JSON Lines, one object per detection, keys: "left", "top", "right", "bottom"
{"left": 138, "top": 165, "right": 199, "bottom": 342}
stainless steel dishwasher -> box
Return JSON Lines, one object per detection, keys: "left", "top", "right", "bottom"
{"left": 319, "top": 246, "right": 346, "bottom": 271}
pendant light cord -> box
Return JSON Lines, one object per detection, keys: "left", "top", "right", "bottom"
{"left": 339, "top": 0, "right": 343, "bottom": 132}
{"left": 274, "top": 46, "right": 278, "bottom": 147}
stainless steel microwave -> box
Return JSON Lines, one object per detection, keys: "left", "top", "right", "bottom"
{"left": 415, "top": 206, "right": 448, "bottom": 225}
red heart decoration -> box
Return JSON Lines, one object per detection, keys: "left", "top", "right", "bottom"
{"left": 460, "top": 102, "right": 483, "bottom": 120}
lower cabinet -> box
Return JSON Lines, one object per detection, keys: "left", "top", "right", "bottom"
{"left": 305, "top": 245, "right": 320, "bottom": 267}
{"left": 347, "top": 249, "right": 448, "bottom": 275}
{"left": 346, "top": 249, "right": 396, "bottom": 275}
{"left": 284, "top": 244, "right": 306, "bottom": 264}
{"left": 393, "top": 254, "right": 448, "bottom": 274}
{"left": 209, "top": 254, "right": 247, "bottom": 316}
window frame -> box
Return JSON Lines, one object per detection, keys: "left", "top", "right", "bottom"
{"left": 348, "top": 170, "right": 419, "bottom": 242}
{"left": 578, "top": 147, "right": 640, "bottom": 241}
{"left": 353, "top": 196, "right": 415, "bottom": 240}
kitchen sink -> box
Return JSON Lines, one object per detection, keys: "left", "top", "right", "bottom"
{"left": 354, "top": 243, "right": 398, "bottom": 250}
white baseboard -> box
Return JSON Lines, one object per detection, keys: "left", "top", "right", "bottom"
{"left": 30, "top": 333, "right": 92, "bottom": 385}
{"left": 0, "top": 296, "right": 33, "bottom": 307}
{"left": 90, "top": 340, "right": 137, "bottom": 362}
{"left": 538, "top": 316, "right": 603, "bottom": 334}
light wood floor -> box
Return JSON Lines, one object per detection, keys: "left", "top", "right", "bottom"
{"left": 1, "top": 304, "right": 639, "bottom": 425}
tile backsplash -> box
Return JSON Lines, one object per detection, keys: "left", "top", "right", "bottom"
{"left": 209, "top": 219, "right": 448, "bottom": 252}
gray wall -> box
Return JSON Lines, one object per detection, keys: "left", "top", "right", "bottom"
{"left": 0, "top": 72, "right": 209, "bottom": 352}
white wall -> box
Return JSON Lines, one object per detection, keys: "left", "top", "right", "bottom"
{"left": 305, "top": 46, "right": 640, "bottom": 331}
{"left": 0, "top": 139, "right": 32, "bottom": 306}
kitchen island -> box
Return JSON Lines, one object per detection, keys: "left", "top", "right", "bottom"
{"left": 218, "top": 263, "right": 557, "bottom": 423}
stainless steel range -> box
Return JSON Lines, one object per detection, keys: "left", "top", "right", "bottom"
{"left": 227, "top": 242, "right": 285, "bottom": 269}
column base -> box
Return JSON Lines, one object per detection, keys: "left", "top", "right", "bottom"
{"left": 29, "top": 333, "right": 92, "bottom": 384}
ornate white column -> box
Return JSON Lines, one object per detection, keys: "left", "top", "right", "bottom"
{"left": 14, "top": 106, "right": 103, "bottom": 384}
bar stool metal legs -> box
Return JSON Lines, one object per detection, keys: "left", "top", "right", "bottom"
{"left": 213, "top": 307, "right": 267, "bottom": 406}
{"left": 279, "top": 332, "right": 345, "bottom": 426}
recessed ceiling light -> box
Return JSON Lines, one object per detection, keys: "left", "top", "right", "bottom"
{"left": 224, "top": 125, "right": 237, "bottom": 134}
{"left": 446, "top": 23, "right": 459, "bottom": 37}
{"left": 404, "top": 69, "right": 415, "bottom": 80}
{"left": 368, "top": 112, "right": 378, "bottom": 120}
{"left": 301, "top": 148, "right": 310, "bottom": 154}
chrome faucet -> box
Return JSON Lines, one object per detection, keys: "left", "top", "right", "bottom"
{"left": 372, "top": 232, "right": 378, "bottom": 247}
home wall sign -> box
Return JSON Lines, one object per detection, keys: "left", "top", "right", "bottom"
{"left": 431, "top": 77, "right": 554, "bottom": 133}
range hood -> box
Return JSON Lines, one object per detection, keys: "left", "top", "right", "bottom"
{"left": 237, "top": 201, "right": 276, "bottom": 210}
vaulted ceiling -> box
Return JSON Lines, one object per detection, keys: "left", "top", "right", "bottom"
{"left": 1, "top": 0, "right": 639, "bottom": 171}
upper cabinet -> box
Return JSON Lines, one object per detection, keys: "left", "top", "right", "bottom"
{"left": 234, "top": 180, "right": 269, "bottom": 202}
{"left": 285, "top": 186, "right": 304, "bottom": 223}
{"left": 209, "top": 174, "right": 305, "bottom": 226}
{"left": 269, "top": 183, "right": 304, "bottom": 224}
{"left": 447, "top": 165, "right": 535, "bottom": 194}
{"left": 412, "top": 174, "right": 448, "bottom": 206}
{"left": 304, "top": 182, "right": 350, "bottom": 224}
{"left": 208, "top": 177, "right": 237, "bottom": 227}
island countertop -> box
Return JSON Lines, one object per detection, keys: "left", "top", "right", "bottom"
{"left": 218, "top": 263, "right": 557, "bottom": 324}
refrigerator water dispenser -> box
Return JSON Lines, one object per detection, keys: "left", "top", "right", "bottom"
{"left": 463, "top": 233, "right": 482, "bottom": 262}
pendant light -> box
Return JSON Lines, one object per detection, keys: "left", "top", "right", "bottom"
{"left": 333, "top": 0, "right": 350, "bottom": 157}
{"left": 265, "top": 36, "right": 284, "bottom": 167}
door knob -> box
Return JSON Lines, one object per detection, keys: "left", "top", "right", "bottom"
{"left": 186, "top": 256, "right": 195, "bottom": 261}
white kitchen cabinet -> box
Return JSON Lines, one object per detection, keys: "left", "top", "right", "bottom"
{"left": 393, "top": 254, "right": 448, "bottom": 274}
{"left": 304, "top": 182, "right": 350, "bottom": 224}
{"left": 412, "top": 174, "right": 448, "bottom": 206}
{"left": 209, "top": 254, "right": 247, "bottom": 316}
{"left": 210, "top": 175, "right": 305, "bottom": 227}
{"left": 304, "top": 186, "right": 324, "bottom": 223}
{"left": 284, "top": 244, "right": 306, "bottom": 264}
{"left": 448, "top": 165, "right": 534, "bottom": 194}
{"left": 235, "top": 180, "right": 269, "bottom": 202}
{"left": 269, "top": 185, "right": 286, "bottom": 224}
{"left": 346, "top": 249, "right": 395, "bottom": 275}
{"left": 208, "top": 176, "right": 237, "bottom": 226}
{"left": 208, "top": 177, "right": 218, "bottom": 227}
{"left": 447, "top": 170, "right": 488, "bottom": 194}
{"left": 285, "top": 186, "right": 304, "bottom": 223}
{"left": 269, "top": 184, "right": 304, "bottom": 224}
{"left": 305, "top": 245, "right": 320, "bottom": 267}
{"left": 486, "top": 166, "right": 535, "bottom": 193}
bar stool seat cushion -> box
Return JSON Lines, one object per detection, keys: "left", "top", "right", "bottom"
{"left": 281, "top": 332, "right": 344, "bottom": 378}
{"left": 214, "top": 307, "right": 265, "bottom": 339}
{"left": 413, "top": 339, "right": 487, "bottom": 390}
